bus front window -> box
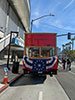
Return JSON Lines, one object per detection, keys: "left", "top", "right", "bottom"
{"left": 41, "top": 48, "right": 50, "bottom": 57}
{"left": 28, "top": 47, "right": 55, "bottom": 58}
{"left": 29, "top": 47, "right": 39, "bottom": 57}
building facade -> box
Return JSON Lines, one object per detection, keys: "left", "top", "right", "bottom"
{"left": 0, "top": 0, "right": 30, "bottom": 59}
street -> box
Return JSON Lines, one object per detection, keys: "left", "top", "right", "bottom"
{"left": 0, "top": 63, "right": 75, "bottom": 100}
{"left": 0, "top": 74, "right": 69, "bottom": 100}
{"left": 0, "top": 0, "right": 75, "bottom": 100}
{"left": 56, "top": 65, "right": 75, "bottom": 100}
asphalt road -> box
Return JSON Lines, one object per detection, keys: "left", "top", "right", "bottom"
{"left": 0, "top": 63, "right": 75, "bottom": 100}
{"left": 56, "top": 67, "right": 75, "bottom": 100}
{"left": 0, "top": 74, "right": 69, "bottom": 100}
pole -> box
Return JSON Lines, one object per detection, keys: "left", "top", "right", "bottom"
{"left": 71, "top": 39, "right": 74, "bottom": 50}
{"left": 31, "top": 20, "right": 33, "bottom": 32}
{"left": 7, "top": 31, "right": 18, "bottom": 70}
{"left": 7, "top": 32, "right": 12, "bottom": 70}
{"left": 71, "top": 36, "right": 75, "bottom": 50}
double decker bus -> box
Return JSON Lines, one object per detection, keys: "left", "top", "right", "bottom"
{"left": 22, "top": 33, "right": 58, "bottom": 76}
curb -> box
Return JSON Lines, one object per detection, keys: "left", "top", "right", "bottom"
{"left": 0, "top": 73, "right": 23, "bottom": 93}
{"left": 9, "top": 73, "right": 23, "bottom": 85}
{"left": 0, "top": 84, "right": 9, "bottom": 93}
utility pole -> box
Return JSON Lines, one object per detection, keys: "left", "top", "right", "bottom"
{"left": 71, "top": 36, "right": 75, "bottom": 50}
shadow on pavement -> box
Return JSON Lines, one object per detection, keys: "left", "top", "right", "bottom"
{"left": 10, "top": 74, "right": 46, "bottom": 87}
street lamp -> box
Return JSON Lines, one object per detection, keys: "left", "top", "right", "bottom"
{"left": 31, "top": 13, "right": 55, "bottom": 32}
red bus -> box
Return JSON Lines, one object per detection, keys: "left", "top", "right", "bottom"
{"left": 22, "top": 33, "right": 58, "bottom": 76}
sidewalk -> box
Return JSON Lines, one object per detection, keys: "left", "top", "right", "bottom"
{"left": 0, "top": 59, "right": 23, "bottom": 93}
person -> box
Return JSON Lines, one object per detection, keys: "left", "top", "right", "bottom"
{"left": 67, "top": 58, "right": 71, "bottom": 70}
{"left": 62, "top": 58, "right": 66, "bottom": 70}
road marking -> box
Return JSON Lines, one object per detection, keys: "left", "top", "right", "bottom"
{"left": 38, "top": 91, "right": 43, "bottom": 100}
{"left": 69, "top": 71, "right": 75, "bottom": 75}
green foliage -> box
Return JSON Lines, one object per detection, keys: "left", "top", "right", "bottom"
{"left": 64, "top": 50, "right": 75, "bottom": 61}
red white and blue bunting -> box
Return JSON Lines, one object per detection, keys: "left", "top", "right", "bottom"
{"left": 23, "top": 56, "right": 58, "bottom": 72}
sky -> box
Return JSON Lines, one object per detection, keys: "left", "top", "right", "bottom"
{"left": 30, "top": 0, "right": 75, "bottom": 50}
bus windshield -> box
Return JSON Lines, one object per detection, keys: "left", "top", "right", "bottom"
{"left": 26, "top": 47, "right": 55, "bottom": 58}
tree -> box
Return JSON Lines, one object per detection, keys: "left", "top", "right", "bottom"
{"left": 64, "top": 50, "right": 75, "bottom": 61}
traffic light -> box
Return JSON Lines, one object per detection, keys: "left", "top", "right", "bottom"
{"left": 68, "top": 32, "right": 71, "bottom": 39}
